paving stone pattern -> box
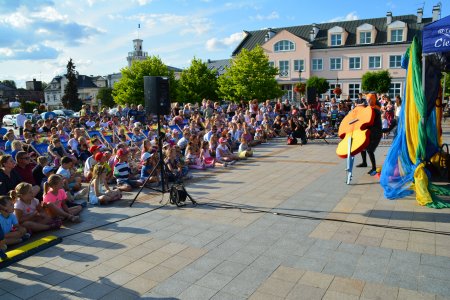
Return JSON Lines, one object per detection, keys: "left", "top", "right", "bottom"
{"left": 1, "top": 127, "right": 450, "bottom": 299}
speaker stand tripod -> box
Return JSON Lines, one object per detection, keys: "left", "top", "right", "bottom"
{"left": 129, "top": 114, "right": 168, "bottom": 207}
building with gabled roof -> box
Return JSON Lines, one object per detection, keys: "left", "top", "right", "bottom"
{"left": 206, "top": 59, "right": 232, "bottom": 76}
{"left": 44, "top": 74, "right": 107, "bottom": 109}
{"left": 231, "top": 5, "right": 441, "bottom": 101}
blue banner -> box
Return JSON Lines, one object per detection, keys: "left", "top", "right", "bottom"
{"left": 423, "top": 15, "right": 450, "bottom": 54}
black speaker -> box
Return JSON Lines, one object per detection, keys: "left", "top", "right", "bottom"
{"left": 306, "top": 87, "right": 317, "bottom": 104}
{"left": 144, "top": 76, "right": 171, "bottom": 115}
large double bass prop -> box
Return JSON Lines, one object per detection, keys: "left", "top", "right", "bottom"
{"left": 336, "top": 101, "right": 375, "bottom": 184}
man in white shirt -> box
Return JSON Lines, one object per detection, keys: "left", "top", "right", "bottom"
{"left": 16, "top": 109, "right": 27, "bottom": 136}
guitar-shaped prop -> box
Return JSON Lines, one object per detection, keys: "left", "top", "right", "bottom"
{"left": 336, "top": 106, "right": 375, "bottom": 184}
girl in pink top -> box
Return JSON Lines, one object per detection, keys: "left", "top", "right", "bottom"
{"left": 200, "top": 141, "right": 226, "bottom": 168}
{"left": 43, "top": 175, "right": 82, "bottom": 222}
{"left": 11, "top": 182, "right": 59, "bottom": 232}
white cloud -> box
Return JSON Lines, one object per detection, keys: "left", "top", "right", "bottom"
{"left": 206, "top": 32, "right": 245, "bottom": 51}
{"left": 0, "top": 48, "right": 14, "bottom": 57}
{"left": 30, "top": 6, "right": 68, "bottom": 22}
{"left": 114, "top": 13, "right": 212, "bottom": 37}
{"left": 135, "top": 0, "right": 152, "bottom": 5}
{"left": 327, "top": 12, "right": 359, "bottom": 23}
{"left": 251, "top": 11, "right": 279, "bottom": 21}
{"left": 2, "top": 11, "right": 32, "bottom": 28}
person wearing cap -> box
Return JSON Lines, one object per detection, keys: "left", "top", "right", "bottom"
{"left": 84, "top": 145, "right": 101, "bottom": 180}
{"left": 32, "top": 156, "right": 48, "bottom": 189}
{"left": 41, "top": 165, "right": 56, "bottom": 188}
{"left": 356, "top": 93, "right": 383, "bottom": 175}
{"left": 216, "top": 137, "right": 238, "bottom": 164}
{"left": 31, "top": 109, "right": 42, "bottom": 123}
{"left": 140, "top": 152, "right": 160, "bottom": 186}
{"left": 114, "top": 148, "right": 142, "bottom": 192}
{"left": 131, "top": 126, "right": 146, "bottom": 148}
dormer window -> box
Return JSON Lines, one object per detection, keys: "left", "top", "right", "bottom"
{"left": 331, "top": 34, "right": 342, "bottom": 46}
{"left": 391, "top": 29, "right": 403, "bottom": 42}
{"left": 357, "top": 23, "right": 377, "bottom": 45}
{"left": 328, "top": 26, "right": 346, "bottom": 47}
{"left": 388, "top": 20, "right": 407, "bottom": 43}
{"left": 274, "top": 40, "right": 295, "bottom": 52}
{"left": 360, "top": 32, "right": 371, "bottom": 44}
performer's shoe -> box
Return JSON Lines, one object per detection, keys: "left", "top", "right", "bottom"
{"left": 368, "top": 169, "right": 377, "bottom": 176}
{"left": 356, "top": 163, "right": 367, "bottom": 168}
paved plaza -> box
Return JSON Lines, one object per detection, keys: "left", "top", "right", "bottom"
{"left": 1, "top": 127, "right": 450, "bottom": 299}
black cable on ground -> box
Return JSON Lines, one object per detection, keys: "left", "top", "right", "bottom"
{"left": 59, "top": 194, "right": 171, "bottom": 239}
{"left": 194, "top": 196, "right": 450, "bottom": 237}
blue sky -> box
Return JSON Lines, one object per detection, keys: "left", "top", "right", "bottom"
{"left": 0, "top": 0, "right": 448, "bottom": 88}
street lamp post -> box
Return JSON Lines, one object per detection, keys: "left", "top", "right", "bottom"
{"left": 336, "top": 76, "right": 340, "bottom": 100}
{"left": 297, "top": 70, "right": 302, "bottom": 106}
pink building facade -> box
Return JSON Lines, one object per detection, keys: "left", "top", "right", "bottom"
{"left": 233, "top": 6, "right": 442, "bottom": 101}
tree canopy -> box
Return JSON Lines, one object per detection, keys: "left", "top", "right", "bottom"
{"left": 1, "top": 80, "right": 16, "bottom": 89}
{"left": 306, "top": 76, "right": 330, "bottom": 95}
{"left": 97, "top": 87, "right": 115, "bottom": 108}
{"left": 113, "top": 56, "right": 176, "bottom": 105}
{"left": 217, "top": 45, "right": 284, "bottom": 101}
{"left": 177, "top": 58, "right": 218, "bottom": 103}
{"left": 361, "top": 70, "right": 392, "bottom": 93}
{"left": 61, "top": 58, "right": 82, "bottom": 111}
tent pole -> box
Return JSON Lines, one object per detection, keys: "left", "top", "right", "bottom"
{"left": 443, "top": 73, "right": 447, "bottom": 105}
{"left": 422, "top": 55, "right": 426, "bottom": 94}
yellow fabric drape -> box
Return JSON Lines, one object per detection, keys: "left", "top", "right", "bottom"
{"left": 405, "top": 46, "right": 420, "bottom": 164}
{"left": 413, "top": 163, "right": 433, "bottom": 206}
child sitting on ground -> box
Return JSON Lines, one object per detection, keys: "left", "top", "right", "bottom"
{"left": 32, "top": 156, "right": 48, "bottom": 189}
{"left": 11, "top": 183, "right": 61, "bottom": 232}
{"left": 238, "top": 136, "right": 253, "bottom": 159}
{"left": 0, "top": 196, "right": 30, "bottom": 245}
{"left": 48, "top": 137, "right": 68, "bottom": 167}
{"left": 200, "top": 141, "right": 226, "bottom": 168}
{"left": 88, "top": 164, "right": 122, "bottom": 205}
{"left": 57, "top": 156, "right": 84, "bottom": 196}
{"left": 114, "top": 148, "right": 143, "bottom": 192}
{"left": 185, "top": 141, "right": 205, "bottom": 170}
{"left": 216, "top": 137, "right": 238, "bottom": 165}
{"left": 165, "top": 147, "right": 190, "bottom": 182}
{"left": 43, "top": 175, "right": 82, "bottom": 223}
{"left": 140, "top": 152, "right": 160, "bottom": 186}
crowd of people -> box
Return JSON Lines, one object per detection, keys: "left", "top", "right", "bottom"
{"left": 0, "top": 93, "right": 401, "bottom": 258}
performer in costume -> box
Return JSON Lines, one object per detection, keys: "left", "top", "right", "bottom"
{"left": 356, "top": 93, "right": 382, "bottom": 175}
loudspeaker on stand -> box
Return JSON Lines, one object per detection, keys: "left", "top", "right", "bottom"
{"left": 144, "top": 76, "right": 171, "bottom": 115}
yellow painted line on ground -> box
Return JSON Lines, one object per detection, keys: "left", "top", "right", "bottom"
{"left": 0, "top": 235, "right": 60, "bottom": 262}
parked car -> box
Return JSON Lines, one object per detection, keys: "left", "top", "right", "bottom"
{"left": 2, "top": 114, "right": 17, "bottom": 128}
{"left": 52, "top": 109, "right": 75, "bottom": 118}
{"left": 62, "top": 109, "right": 75, "bottom": 118}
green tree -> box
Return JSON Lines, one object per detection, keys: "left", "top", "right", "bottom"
{"left": 97, "top": 87, "right": 115, "bottom": 108}
{"left": 178, "top": 58, "right": 217, "bottom": 103}
{"left": 1, "top": 80, "right": 16, "bottom": 89}
{"left": 21, "top": 101, "right": 39, "bottom": 112}
{"left": 218, "top": 45, "right": 283, "bottom": 101}
{"left": 306, "top": 76, "right": 330, "bottom": 95}
{"left": 362, "top": 70, "right": 391, "bottom": 93}
{"left": 41, "top": 82, "right": 49, "bottom": 91}
{"left": 61, "top": 58, "right": 82, "bottom": 110}
{"left": 113, "top": 56, "right": 177, "bottom": 105}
